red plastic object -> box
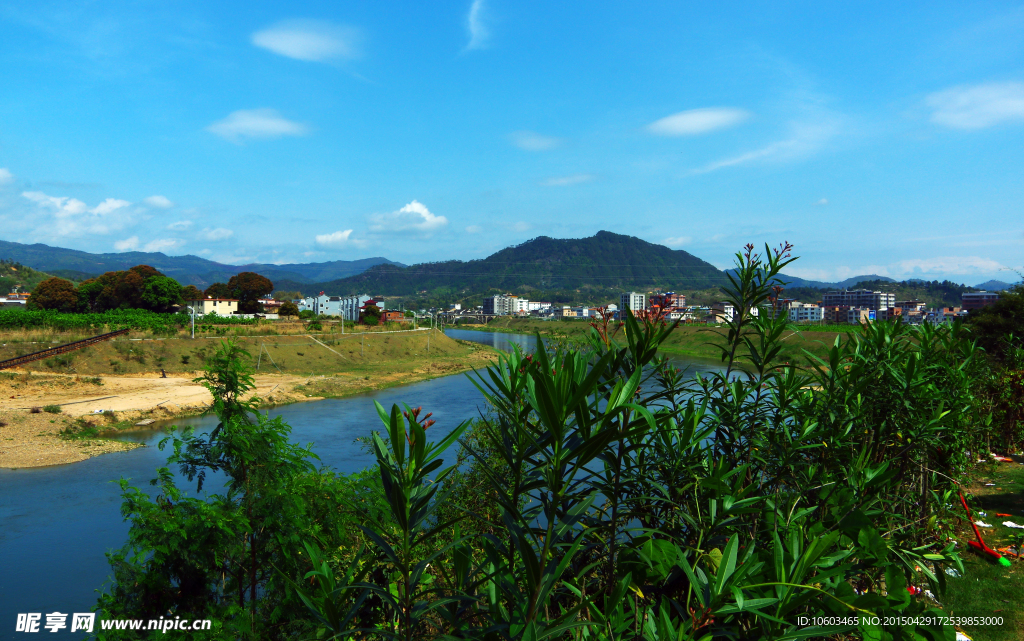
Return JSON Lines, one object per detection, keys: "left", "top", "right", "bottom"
{"left": 959, "top": 491, "right": 1008, "bottom": 564}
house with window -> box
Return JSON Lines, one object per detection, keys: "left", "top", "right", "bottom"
{"left": 187, "top": 297, "right": 239, "bottom": 315}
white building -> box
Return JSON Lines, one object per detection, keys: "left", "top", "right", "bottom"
{"left": 528, "top": 301, "right": 552, "bottom": 312}
{"left": 187, "top": 298, "right": 239, "bottom": 315}
{"left": 483, "top": 294, "right": 529, "bottom": 315}
{"left": 788, "top": 303, "right": 824, "bottom": 323}
{"left": 620, "top": 292, "right": 645, "bottom": 315}
{"left": 308, "top": 294, "right": 374, "bottom": 320}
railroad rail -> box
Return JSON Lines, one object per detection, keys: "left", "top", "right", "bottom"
{"left": 0, "top": 328, "right": 130, "bottom": 371}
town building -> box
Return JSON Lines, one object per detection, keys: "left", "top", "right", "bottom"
{"left": 822, "top": 289, "right": 895, "bottom": 311}
{"left": 962, "top": 291, "right": 1001, "bottom": 311}
{"left": 307, "top": 294, "right": 375, "bottom": 319}
{"left": 788, "top": 303, "right": 824, "bottom": 323}
{"left": 620, "top": 292, "right": 646, "bottom": 315}
{"left": 0, "top": 291, "right": 29, "bottom": 308}
{"left": 483, "top": 294, "right": 528, "bottom": 316}
{"left": 380, "top": 310, "right": 410, "bottom": 323}
{"left": 188, "top": 297, "right": 239, "bottom": 315}
{"left": 648, "top": 292, "right": 686, "bottom": 311}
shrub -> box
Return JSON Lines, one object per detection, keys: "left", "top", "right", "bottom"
{"left": 180, "top": 354, "right": 191, "bottom": 365}
{"left": 42, "top": 404, "right": 62, "bottom": 414}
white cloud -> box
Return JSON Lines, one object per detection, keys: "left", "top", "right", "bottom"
{"left": 21, "top": 191, "right": 135, "bottom": 235}
{"left": 315, "top": 229, "right": 360, "bottom": 247}
{"left": 465, "top": 0, "right": 490, "bottom": 50}
{"left": 541, "top": 174, "right": 595, "bottom": 187}
{"left": 0, "top": 168, "right": 13, "bottom": 185}
{"left": 511, "top": 221, "right": 531, "bottom": 232}
{"left": 114, "top": 236, "right": 139, "bottom": 251}
{"left": 927, "top": 81, "right": 1024, "bottom": 129}
{"left": 694, "top": 119, "right": 838, "bottom": 174}
{"left": 509, "top": 130, "right": 562, "bottom": 151}
{"left": 465, "top": 225, "right": 483, "bottom": 233}
{"left": 814, "top": 198, "right": 829, "bottom": 206}
{"left": 91, "top": 198, "right": 131, "bottom": 215}
{"left": 167, "top": 220, "right": 193, "bottom": 231}
{"left": 664, "top": 236, "right": 692, "bottom": 247}
{"left": 144, "top": 238, "right": 185, "bottom": 253}
{"left": 369, "top": 200, "right": 448, "bottom": 234}
{"left": 199, "top": 227, "right": 234, "bottom": 241}
{"left": 893, "top": 256, "right": 1005, "bottom": 276}
{"left": 206, "top": 109, "right": 310, "bottom": 143}
{"left": 647, "top": 108, "right": 751, "bottom": 136}
{"left": 144, "top": 195, "right": 174, "bottom": 209}
{"left": 252, "top": 19, "right": 362, "bottom": 62}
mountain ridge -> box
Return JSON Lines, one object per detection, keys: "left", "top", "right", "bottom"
{"left": 0, "top": 239, "right": 402, "bottom": 287}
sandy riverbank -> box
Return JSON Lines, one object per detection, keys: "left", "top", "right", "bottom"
{"left": 0, "top": 344, "right": 497, "bottom": 469}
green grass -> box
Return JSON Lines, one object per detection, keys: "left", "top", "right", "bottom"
{"left": 942, "top": 461, "right": 1024, "bottom": 640}
{"left": 453, "top": 318, "right": 850, "bottom": 363}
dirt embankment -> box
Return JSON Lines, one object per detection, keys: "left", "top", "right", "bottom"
{"left": 0, "top": 336, "right": 498, "bottom": 469}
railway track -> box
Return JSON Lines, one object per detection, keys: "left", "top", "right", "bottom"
{"left": 0, "top": 328, "right": 130, "bottom": 371}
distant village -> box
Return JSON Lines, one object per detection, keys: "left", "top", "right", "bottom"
{"left": 0, "top": 286, "right": 1005, "bottom": 326}
{"left": 281, "top": 287, "right": 1005, "bottom": 326}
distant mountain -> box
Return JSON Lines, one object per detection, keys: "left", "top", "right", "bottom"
{"left": 974, "top": 280, "right": 1014, "bottom": 291}
{"left": 286, "top": 231, "right": 726, "bottom": 297}
{"left": 775, "top": 273, "right": 895, "bottom": 289}
{"left": 0, "top": 239, "right": 401, "bottom": 288}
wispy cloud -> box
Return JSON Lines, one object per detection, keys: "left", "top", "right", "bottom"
{"left": 694, "top": 119, "right": 838, "bottom": 174}
{"left": 465, "top": 0, "right": 490, "bottom": 50}
{"left": 143, "top": 195, "right": 173, "bottom": 209}
{"left": 144, "top": 238, "right": 185, "bottom": 253}
{"left": 199, "top": 227, "right": 234, "bottom": 241}
{"left": 206, "top": 109, "right": 310, "bottom": 143}
{"left": 465, "top": 225, "right": 483, "bottom": 233}
{"left": 252, "top": 20, "right": 362, "bottom": 62}
{"left": 315, "top": 229, "right": 366, "bottom": 248}
{"left": 0, "top": 168, "right": 13, "bottom": 185}
{"left": 541, "top": 174, "right": 595, "bottom": 187}
{"left": 114, "top": 236, "right": 139, "bottom": 251}
{"left": 647, "top": 108, "right": 751, "bottom": 136}
{"left": 509, "top": 130, "right": 562, "bottom": 151}
{"left": 369, "top": 200, "right": 448, "bottom": 235}
{"left": 814, "top": 198, "right": 829, "bottom": 206}
{"left": 664, "top": 236, "right": 692, "bottom": 247}
{"left": 926, "top": 81, "right": 1024, "bottom": 129}
{"left": 167, "top": 220, "right": 193, "bottom": 231}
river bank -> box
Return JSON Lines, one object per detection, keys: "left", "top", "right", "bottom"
{"left": 449, "top": 318, "right": 848, "bottom": 362}
{"left": 0, "top": 331, "right": 498, "bottom": 468}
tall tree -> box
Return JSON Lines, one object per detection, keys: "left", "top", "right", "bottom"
{"left": 204, "top": 282, "right": 234, "bottom": 299}
{"left": 28, "top": 277, "right": 79, "bottom": 312}
{"left": 140, "top": 275, "right": 184, "bottom": 313}
{"left": 227, "top": 272, "right": 274, "bottom": 314}
{"left": 181, "top": 284, "right": 204, "bottom": 302}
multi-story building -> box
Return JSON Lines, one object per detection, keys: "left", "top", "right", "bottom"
{"left": 309, "top": 294, "right": 375, "bottom": 320}
{"left": 962, "top": 291, "right": 1001, "bottom": 311}
{"left": 648, "top": 292, "right": 686, "bottom": 311}
{"left": 895, "top": 300, "right": 926, "bottom": 313}
{"left": 788, "top": 303, "right": 824, "bottom": 323}
{"left": 620, "top": 292, "right": 646, "bottom": 315}
{"left": 187, "top": 297, "right": 239, "bottom": 315}
{"left": 483, "top": 294, "right": 529, "bottom": 316}
{"left": 527, "top": 301, "right": 551, "bottom": 312}
{"left": 822, "top": 289, "right": 895, "bottom": 311}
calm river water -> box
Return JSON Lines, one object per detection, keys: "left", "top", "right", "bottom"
{"left": 0, "top": 329, "right": 721, "bottom": 637}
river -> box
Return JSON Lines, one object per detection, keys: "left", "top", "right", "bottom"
{"left": 0, "top": 330, "right": 721, "bottom": 637}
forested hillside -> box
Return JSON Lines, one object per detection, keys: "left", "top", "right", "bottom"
{"left": 0, "top": 260, "right": 62, "bottom": 293}
{"left": 276, "top": 231, "right": 727, "bottom": 301}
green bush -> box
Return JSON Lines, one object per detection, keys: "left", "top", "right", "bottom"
{"left": 95, "top": 245, "right": 994, "bottom": 640}
{"left": 42, "top": 404, "right": 62, "bottom": 414}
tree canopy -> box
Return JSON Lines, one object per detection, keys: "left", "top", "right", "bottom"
{"left": 77, "top": 265, "right": 184, "bottom": 312}
{"left": 204, "top": 272, "right": 275, "bottom": 313}
{"left": 967, "top": 284, "right": 1024, "bottom": 362}
{"left": 27, "top": 277, "right": 80, "bottom": 312}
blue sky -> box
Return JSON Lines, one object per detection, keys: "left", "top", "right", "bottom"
{"left": 0, "top": 1, "right": 1022, "bottom": 284}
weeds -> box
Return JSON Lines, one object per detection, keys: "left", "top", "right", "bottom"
{"left": 42, "top": 404, "right": 62, "bottom": 414}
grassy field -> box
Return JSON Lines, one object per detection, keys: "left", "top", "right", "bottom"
{"left": 0, "top": 326, "right": 495, "bottom": 388}
{"left": 943, "top": 460, "right": 1024, "bottom": 641}
{"left": 452, "top": 317, "right": 852, "bottom": 363}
